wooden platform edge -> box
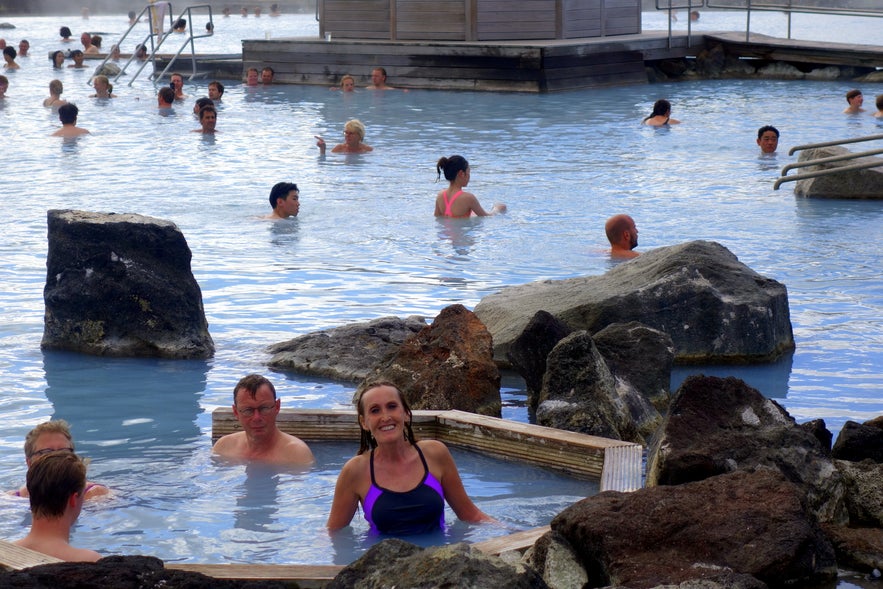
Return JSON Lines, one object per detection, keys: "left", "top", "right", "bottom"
{"left": 0, "top": 539, "right": 63, "bottom": 571}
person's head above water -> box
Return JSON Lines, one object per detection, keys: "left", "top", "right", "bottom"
{"left": 605, "top": 214, "right": 639, "bottom": 259}
{"left": 650, "top": 99, "right": 671, "bottom": 117}
{"left": 267, "top": 181, "right": 300, "bottom": 218}
{"left": 436, "top": 154, "right": 469, "bottom": 183}
{"left": 756, "top": 125, "right": 779, "bottom": 154}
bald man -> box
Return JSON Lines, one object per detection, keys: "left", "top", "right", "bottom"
{"left": 605, "top": 214, "right": 639, "bottom": 259}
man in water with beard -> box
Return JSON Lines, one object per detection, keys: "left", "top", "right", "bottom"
{"left": 605, "top": 214, "right": 640, "bottom": 259}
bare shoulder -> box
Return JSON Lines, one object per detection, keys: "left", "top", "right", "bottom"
{"left": 212, "top": 431, "right": 244, "bottom": 455}
{"left": 280, "top": 432, "right": 315, "bottom": 465}
{"left": 417, "top": 439, "right": 451, "bottom": 461}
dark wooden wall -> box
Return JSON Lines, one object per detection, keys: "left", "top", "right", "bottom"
{"left": 319, "top": 0, "right": 640, "bottom": 41}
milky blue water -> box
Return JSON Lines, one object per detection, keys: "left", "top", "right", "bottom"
{"left": 0, "top": 10, "right": 880, "bottom": 572}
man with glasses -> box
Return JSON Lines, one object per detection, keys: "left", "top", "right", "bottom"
{"left": 11, "top": 420, "right": 109, "bottom": 500}
{"left": 212, "top": 374, "right": 314, "bottom": 465}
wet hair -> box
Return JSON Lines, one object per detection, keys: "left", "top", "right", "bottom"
{"left": 58, "top": 103, "right": 79, "bottom": 125}
{"left": 157, "top": 86, "right": 175, "bottom": 104}
{"left": 92, "top": 74, "right": 110, "bottom": 90}
{"left": 233, "top": 374, "right": 276, "bottom": 404}
{"left": 171, "top": 72, "right": 184, "bottom": 85}
{"left": 3, "top": 46, "right": 16, "bottom": 60}
{"left": 247, "top": 67, "right": 258, "bottom": 76}
{"left": 128, "top": 10, "right": 136, "bottom": 20}
{"left": 343, "top": 118, "right": 365, "bottom": 140}
{"left": 436, "top": 155, "right": 469, "bottom": 182}
{"left": 198, "top": 104, "right": 217, "bottom": 121}
{"left": 372, "top": 67, "right": 387, "bottom": 79}
{"left": 0, "top": 74, "right": 7, "bottom": 86}
{"left": 355, "top": 381, "right": 417, "bottom": 454}
{"left": 261, "top": 66, "right": 274, "bottom": 77}
{"left": 269, "top": 182, "right": 298, "bottom": 208}
{"left": 173, "top": 18, "right": 187, "bottom": 30}
{"left": 26, "top": 451, "right": 87, "bottom": 519}
{"left": 50, "top": 50, "right": 65, "bottom": 67}
{"left": 339, "top": 74, "right": 354, "bottom": 89}
{"left": 208, "top": 80, "right": 224, "bottom": 96}
{"left": 91, "top": 34, "right": 102, "bottom": 48}
{"left": 644, "top": 99, "right": 671, "bottom": 121}
{"left": 60, "top": 26, "right": 72, "bottom": 39}
{"left": 49, "top": 79, "right": 64, "bottom": 96}
{"left": 194, "top": 96, "right": 213, "bottom": 111}
{"left": 845, "top": 89, "right": 862, "bottom": 103}
{"left": 877, "top": 94, "right": 883, "bottom": 111}
{"left": 70, "top": 49, "right": 84, "bottom": 59}
{"left": 757, "top": 125, "right": 779, "bottom": 139}
{"left": 24, "top": 420, "right": 74, "bottom": 459}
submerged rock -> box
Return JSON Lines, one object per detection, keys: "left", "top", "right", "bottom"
{"left": 41, "top": 210, "right": 214, "bottom": 359}
{"left": 794, "top": 146, "right": 883, "bottom": 199}
{"left": 475, "top": 240, "right": 794, "bottom": 366}
{"left": 267, "top": 315, "right": 427, "bottom": 382}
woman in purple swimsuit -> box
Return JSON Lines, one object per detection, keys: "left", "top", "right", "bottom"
{"left": 326, "top": 382, "right": 495, "bottom": 535}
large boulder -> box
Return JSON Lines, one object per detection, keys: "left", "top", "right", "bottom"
{"left": 831, "top": 417, "right": 883, "bottom": 462}
{"left": 551, "top": 469, "right": 838, "bottom": 589}
{"left": 536, "top": 331, "right": 661, "bottom": 445}
{"left": 794, "top": 146, "right": 883, "bottom": 199}
{"left": 474, "top": 241, "right": 794, "bottom": 366}
{"left": 328, "top": 538, "right": 548, "bottom": 589}
{"left": 41, "top": 210, "right": 214, "bottom": 359}
{"left": 834, "top": 459, "right": 883, "bottom": 527}
{"left": 0, "top": 555, "right": 288, "bottom": 588}
{"left": 592, "top": 321, "right": 673, "bottom": 412}
{"left": 506, "top": 310, "right": 572, "bottom": 407}
{"left": 359, "top": 304, "right": 502, "bottom": 416}
{"left": 266, "top": 315, "right": 427, "bottom": 382}
{"left": 646, "top": 375, "right": 847, "bottom": 523}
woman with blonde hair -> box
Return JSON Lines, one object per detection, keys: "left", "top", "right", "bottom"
{"left": 316, "top": 119, "right": 373, "bottom": 154}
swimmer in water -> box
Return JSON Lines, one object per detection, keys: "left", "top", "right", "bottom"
{"left": 433, "top": 155, "right": 506, "bottom": 217}
{"left": 43, "top": 79, "right": 68, "bottom": 108}
{"left": 265, "top": 182, "right": 300, "bottom": 219}
{"left": 316, "top": 119, "right": 373, "bottom": 154}
{"left": 642, "top": 99, "right": 680, "bottom": 127}
{"left": 605, "top": 214, "right": 640, "bottom": 259}
{"left": 51, "top": 103, "right": 91, "bottom": 137}
{"left": 756, "top": 125, "right": 779, "bottom": 154}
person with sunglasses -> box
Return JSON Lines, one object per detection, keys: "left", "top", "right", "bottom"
{"left": 212, "top": 374, "right": 314, "bottom": 465}
{"left": 11, "top": 420, "right": 109, "bottom": 500}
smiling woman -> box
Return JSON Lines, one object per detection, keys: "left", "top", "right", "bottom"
{"left": 326, "top": 382, "right": 495, "bottom": 535}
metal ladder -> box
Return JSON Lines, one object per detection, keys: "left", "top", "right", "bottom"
{"left": 92, "top": 2, "right": 214, "bottom": 87}
{"left": 774, "top": 133, "right": 883, "bottom": 190}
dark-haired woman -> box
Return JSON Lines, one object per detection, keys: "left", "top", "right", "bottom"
{"left": 434, "top": 154, "right": 505, "bottom": 217}
{"left": 642, "top": 98, "right": 681, "bottom": 126}
{"left": 326, "top": 382, "right": 494, "bottom": 535}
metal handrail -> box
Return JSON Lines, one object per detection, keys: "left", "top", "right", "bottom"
{"left": 654, "top": 0, "right": 883, "bottom": 45}
{"left": 153, "top": 4, "right": 215, "bottom": 83}
{"left": 704, "top": 0, "right": 883, "bottom": 42}
{"left": 789, "top": 133, "right": 883, "bottom": 156}
{"left": 774, "top": 135, "right": 883, "bottom": 190}
{"left": 656, "top": 0, "right": 705, "bottom": 48}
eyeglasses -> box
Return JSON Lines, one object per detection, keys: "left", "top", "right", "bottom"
{"left": 30, "top": 447, "right": 74, "bottom": 459}
{"left": 237, "top": 404, "right": 275, "bottom": 418}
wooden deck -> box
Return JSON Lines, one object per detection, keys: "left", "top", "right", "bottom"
{"left": 241, "top": 31, "right": 699, "bottom": 91}
{"left": 705, "top": 31, "right": 883, "bottom": 69}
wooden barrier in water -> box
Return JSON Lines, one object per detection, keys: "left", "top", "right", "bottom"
{"left": 212, "top": 408, "right": 643, "bottom": 487}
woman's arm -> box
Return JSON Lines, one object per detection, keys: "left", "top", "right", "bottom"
{"left": 421, "top": 440, "right": 494, "bottom": 523}
{"left": 326, "top": 457, "right": 363, "bottom": 530}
